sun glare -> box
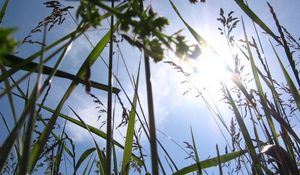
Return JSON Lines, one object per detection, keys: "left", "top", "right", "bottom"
{"left": 185, "top": 45, "right": 233, "bottom": 91}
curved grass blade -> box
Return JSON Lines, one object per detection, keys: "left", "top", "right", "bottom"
{"left": 69, "top": 107, "right": 105, "bottom": 175}
{"left": 168, "top": 0, "right": 207, "bottom": 47}
{"left": 82, "top": 154, "right": 95, "bottom": 175}
{"left": 267, "top": 2, "right": 300, "bottom": 87}
{"left": 1, "top": 79, "right": 142, "bottom": 164}
{"left": 28, "top": 23, "right": 119, "bottom": 173}
{"left": 39, "top": 105, "right": 144, "bottom": 166}
{"left": 190, "top": 127, "right": 202, "bottom": 175}
{"left": 269, "top": 39, "right": 300, "bottom": 110}
{"left": 4, "top": 61, "right": 76, "bottom": 160}
{"left": 173, "top": 149, "right": 247, "bottom": 175}
{"left": 2, "top": 54, "right": 120, "bottom": 94}
{"left": 75, "top": 148, "right": 96, "bottom": 175}
{"left": 0, "top": 0, "right": 9, "bottom": 24}
{"left": 0, "top": 84, "right": 40, "bottom": 171}
{"left": 216, "top": 144, "right": 223, "bottom": 175}
{"left": 53, "top": 128, "right": 66, "bottom": 175}
{"left": 121, "top": 63, "right": 140, "bottom": 175}
{"left": 19, "top": 25, "right": 46, "bottom": 175}
{"left": 168, "top": 0, "right": 233, "bottom": 73}
{"left": 241, "top": 17, "right": 279, "bottom": 146}
{"left": 225, "top": 87, "right": 263, "bottom": 175}
{"left": 234, "top": 0, "right": 280, "bottom": 44}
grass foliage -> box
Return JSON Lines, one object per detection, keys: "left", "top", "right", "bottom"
{"left": 0, "top": 0, "right": 299, "bottom": 174}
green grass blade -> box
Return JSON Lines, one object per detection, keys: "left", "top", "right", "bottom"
{"left": 269, "top": 39, "right": 300, "bottom": 109}
{"left": 69, "top": 107, "right": 105, "bottom": 175}
{"left": 2, "top": 54, "right": 120, "bottom": 94}
{"left": 168, "top": 0, "right": 207, "bottom": 47}
{"left": 53, "top": 130, "right": 65, "bottom": 175}
{"left": 38, "top": 115, "right": 74, "bottom": 158}
{"left": 241, "top": 17, "right": 279, "bottom": 146}
{"left": 234, "top": 0, "right": 280, "bottom": 44}
{"left": 19, "top": 25, "right": 46, "bottom": 175}
{"left": 173, "top": 149, "right": 247, "bottom": 175}
{"left": 28, "top": 23, "right": 118, "bottom": 173}
{"left": 121, "top": 63, "right": 140, "bottom": 175}
{"left": 74, "top": 147, "right": 96, "bottom": 173}
{"left": 112, "top": 144, "right": 118, "bottom": 175}
{"left": 190, "top": 127, "right": 202, "bottom": 175}
{"left": 5, "top": 75, "right": 75, "bottom": 159}
{"left": 82, "top": 154, "right": 95, "bottom": 175}
{"left": 1, "top": 67, "right": 17, "bottom": 123}
{"left": 39, "top": 105, "right": 144, "bottom": 166}
{"left": 225, "top": 87, "right": 263, "bottom": 174}
{"left": 216, "top": 144, "right": 223, "bottom": 175}
{"left": 0, "top": 0, "right": 9, "bottom": 24}
{"left": 267, "top": 3, "right": 300, "bottom": 87}
{"left": 0, "top": 84, "right": 39, "bottom": 171}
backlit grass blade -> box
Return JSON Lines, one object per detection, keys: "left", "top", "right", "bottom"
{"left": 225, "top": 87, "right": 263, "bottom": 174}
{"left": 190, "top": 127, "right": 202, "bottom": 175}
{"left": 37, "top": 115, "right": 74, "bottom": 158}
{"left": 234, "top": 0, "right": 280, "bottom": 44}
{"left": 216, "top": 144, "right": 223, "bottom": 175}
{"left": 82, "top": 155, "right": 95, "bottom": 175}
{"left": 75, "top": 148, "right": 96, "bottom": 174}
{"left": 39, "top": 105, "right": 144, "bottom": 166}
{"left": 28, "top": 23, "right": 118, "bottom": 173}
{"left": 241, "top": 17, "right": 279, "bottom": 145}
{"left": 0, "top": 83, "right": 40, "bottom": 171}
{"left": 269, "top": 39, "right": 300, "bottom": 109}
{"left": 69, "top": 107, "right": 105, "bottom": 175}
{"left": 168, "top": 0, "right": 233, "bottom": 72}
{"left": 173, "top": 149, "right": 247, "bottom": 175}
{"left": 2, "top": 54, "right": 120, "bottom": 94}
{"left": 168, "top": 0, "right": 207, "bottom": 47}
{"left": 267, "top": 3, "right": 300, "bottom": 87}
{"left": 1, "top": 67, "right": 17, "bottom": 123}
{"left": 112, "top": 144, "right": 118, "bottom": 175}
{"left": 121, "top": 62, "right": 140, "bottom": 175}
{"left": 0, "top": 0, "right": 9, "bottom": 24}
{"left": 19, "top": 25, "right": 46, "bottom": 175}
{"left": 53, "top": 126, "right": 66, "bottom": 175}
{"left": 6, "top": 74, "right": 75, "bottom": 159}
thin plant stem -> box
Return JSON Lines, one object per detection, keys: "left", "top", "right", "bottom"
{"left": 105, "top": 0, "right": 115, "bottom": 174}
{"left": 144, "top": 53, "right": 159, "bottom": 175}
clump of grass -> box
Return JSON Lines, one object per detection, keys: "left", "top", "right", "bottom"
{"left": 1, "top": 0, "right": 300, "bottom": 174}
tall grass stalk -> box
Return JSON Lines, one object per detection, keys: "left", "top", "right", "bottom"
{"left": 144, "top": 52, "right": 159, "bottom": 175}
{"left": 105, "top": 0, "right": 115, "bottom": 174}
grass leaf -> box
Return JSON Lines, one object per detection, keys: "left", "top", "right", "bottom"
{"left": 173, "top": 149, "right": 247, "bottom": 175}
{"left": 28, "top": 23, "right": 118, "bottom": 173}
{"left": 234, "top": 0, "right": 280, "bottom": 44}
{"left": 121, "top": 63, "right": 140, "bottom": 175}
{"left": 75, "top": 148, "right": 96, "bottom": 174}
{"left": 225, "top": 86, "right": 263, "bottom": 174}
{"left": 0, "top": 0, "right": 9, "bottom": 24}
{"left": 2, "top": 54, "right": 120, "bottom": 94}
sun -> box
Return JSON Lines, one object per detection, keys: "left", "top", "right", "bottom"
{"left": 184, "top": 44, "right": 233, "bottom": 91}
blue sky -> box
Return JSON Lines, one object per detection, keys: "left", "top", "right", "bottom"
{"left": 1, "top": 0, "right": 300, "bottom": 174}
